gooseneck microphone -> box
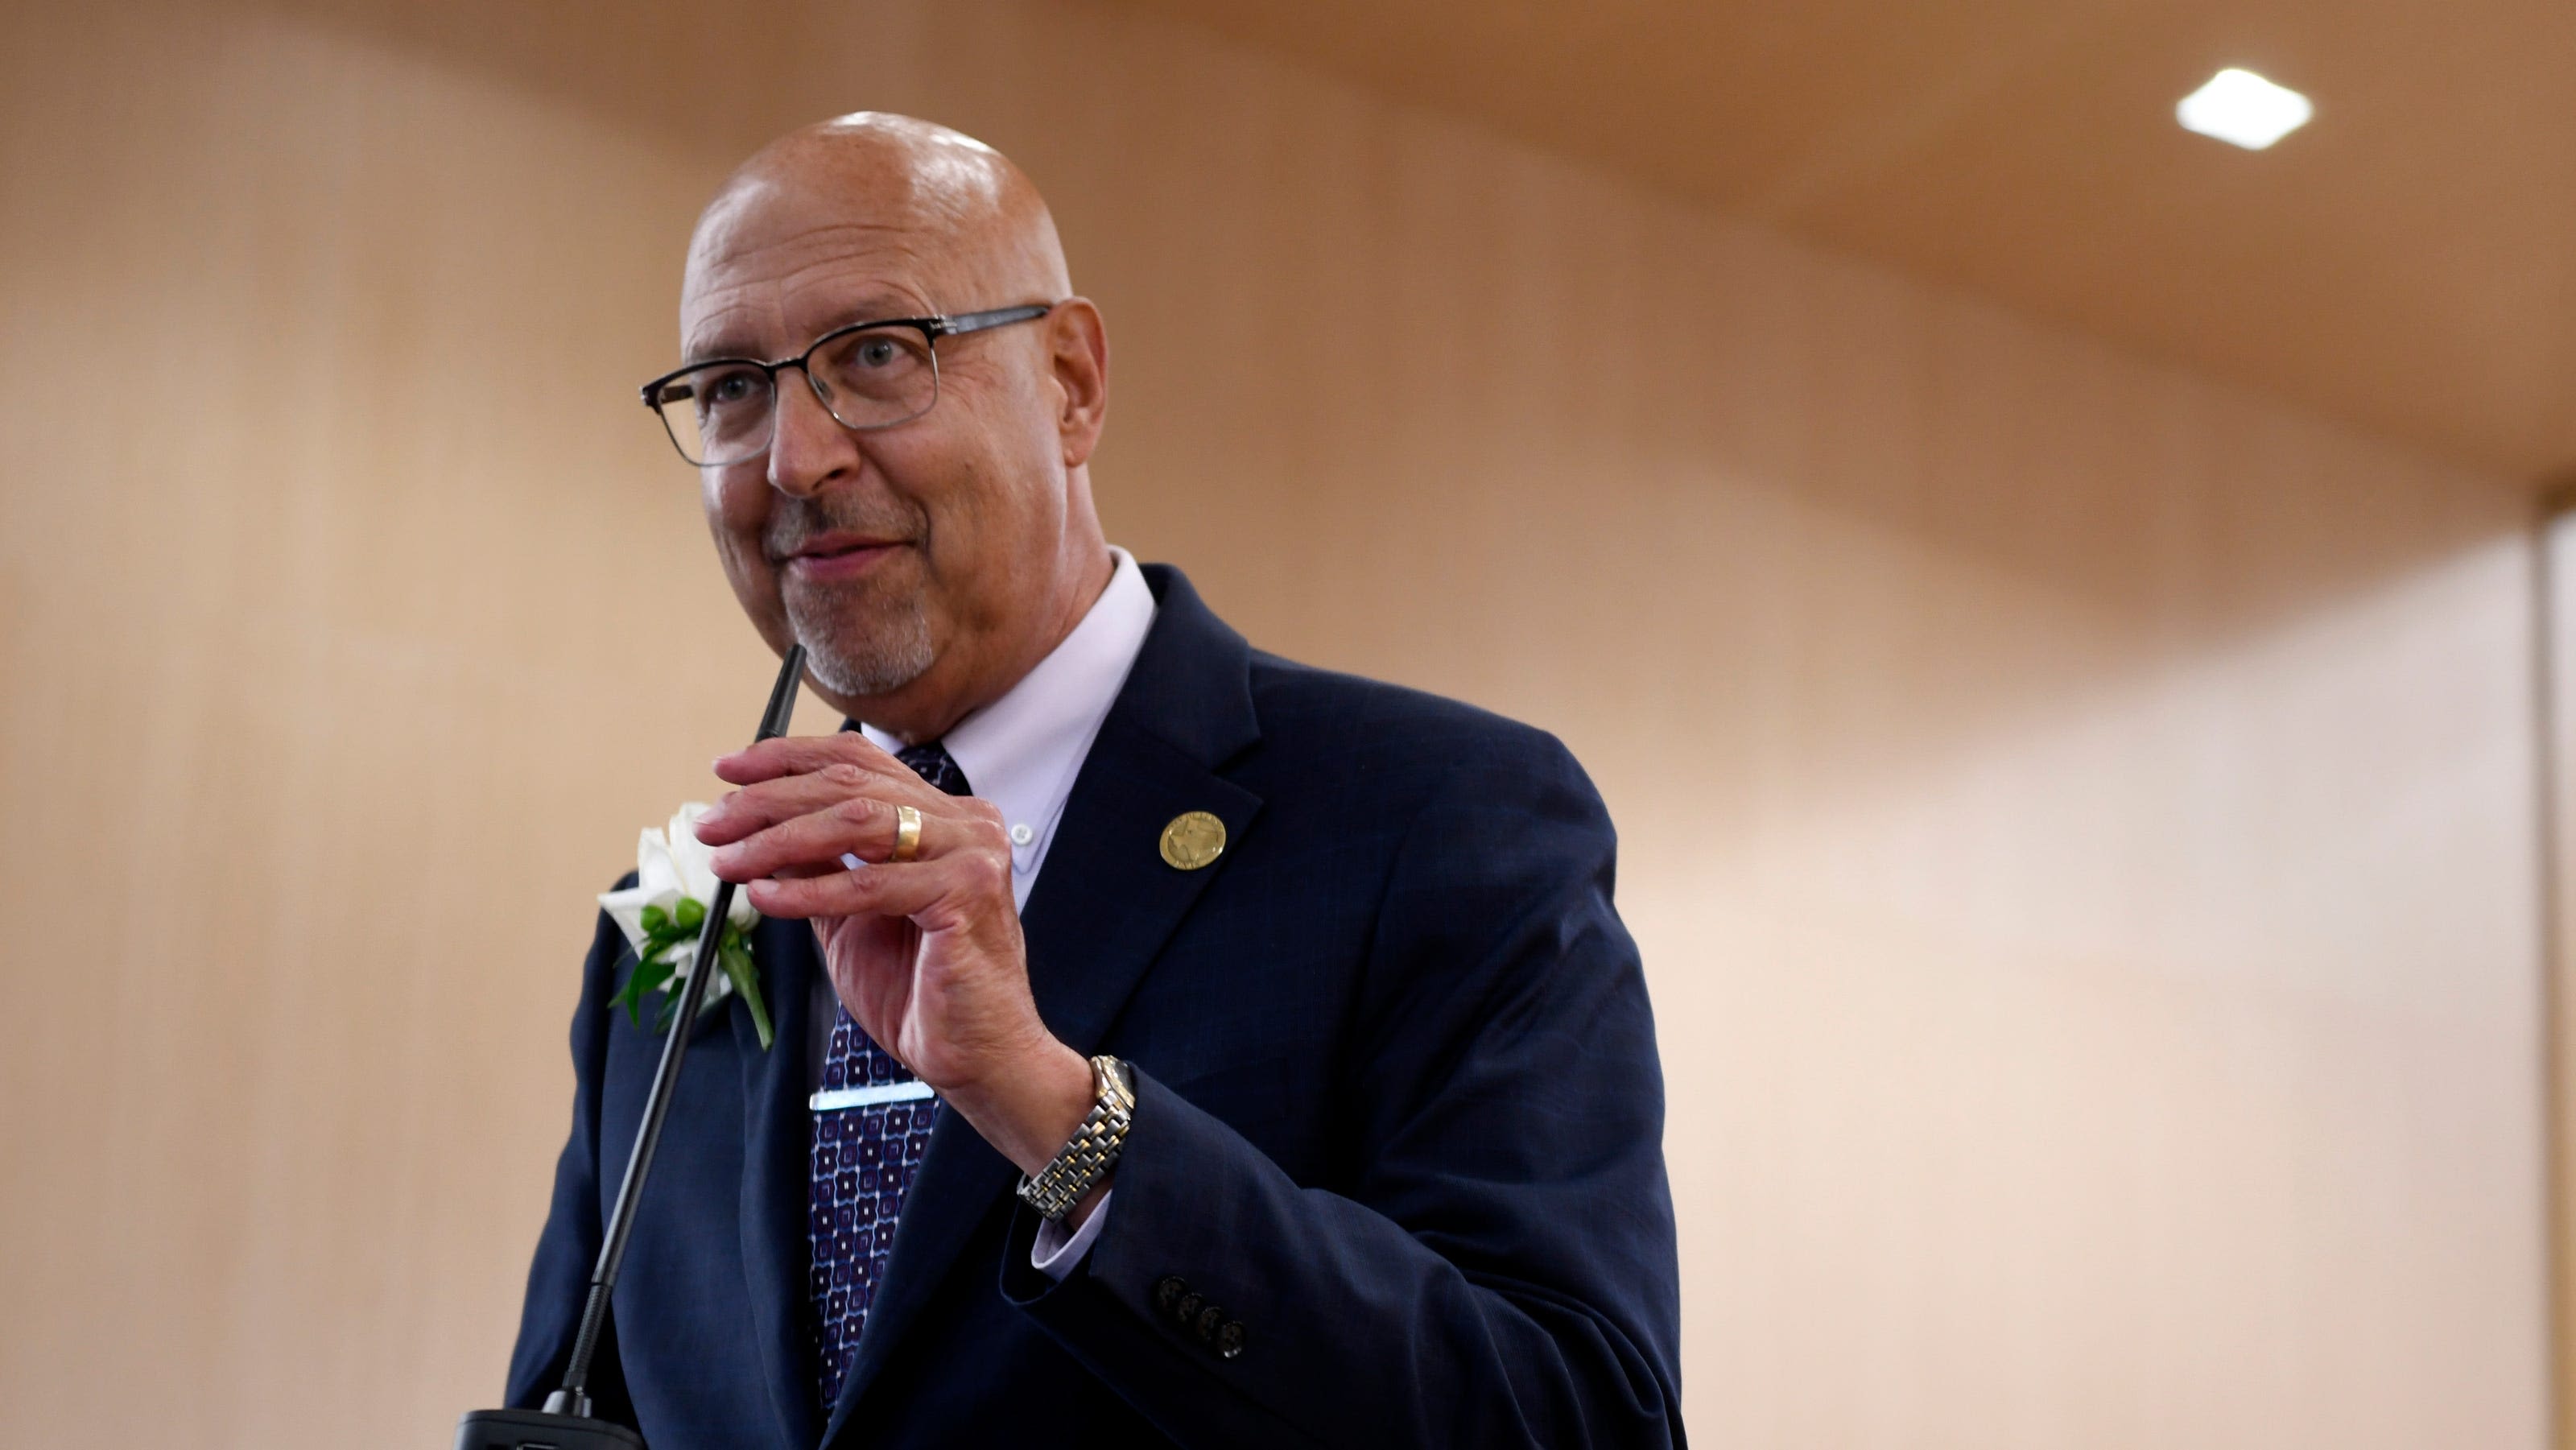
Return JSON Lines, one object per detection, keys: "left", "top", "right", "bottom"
{"left": 457, "top": 644, "right": 807, "bottom": 1450}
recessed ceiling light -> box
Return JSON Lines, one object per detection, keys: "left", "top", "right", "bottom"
{"left": 2177, "top": 68, "right": 2313, "bottom": 151}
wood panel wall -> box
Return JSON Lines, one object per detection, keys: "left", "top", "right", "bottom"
{"left": 0, "top": 1, "right": 2551, "bottom": 1445}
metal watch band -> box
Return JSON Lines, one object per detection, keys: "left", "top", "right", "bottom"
{"left": 1018, "top": 1055, "right": 1135, "bottom": 1221}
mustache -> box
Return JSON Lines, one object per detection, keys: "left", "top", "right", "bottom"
{"left": 762, "top": 493, "right": 929, "bottom": 564}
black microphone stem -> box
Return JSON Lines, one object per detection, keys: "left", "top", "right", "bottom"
{"left": 547, "top": 644, "right": 807, "bottom": 1419}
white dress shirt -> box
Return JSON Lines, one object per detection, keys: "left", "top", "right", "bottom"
{"left": 806, "top": 546, "right": 1157, "bottom": 1278}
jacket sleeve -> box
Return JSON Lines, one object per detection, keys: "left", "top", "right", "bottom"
{"left": 502, "top": 892, "right": 641, "bottom": 1429}
{"left": 998, "top": 733, "right": 1685, "bottom": 1448}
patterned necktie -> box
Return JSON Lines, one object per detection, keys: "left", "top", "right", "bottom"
{"left": 807, "top": 740, "right": 971, "bottom": 1411}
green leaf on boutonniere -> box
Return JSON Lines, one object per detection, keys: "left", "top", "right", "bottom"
{"left": 719, "top": 924, "right": 774, "bottom": 1050}
{"left": 610, "top": 952, "right": 677, "bottom": 1029}
{"left": 605, "top": 900, "right": 772, "bottom": 1048}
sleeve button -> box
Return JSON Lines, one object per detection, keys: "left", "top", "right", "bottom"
{"left": 1215, "top": 1320, "right": 1247, "bottom": 1360}
{"left": 1153, "top": 1275, "right": 1189, "bottom": 1314}
{"left": 1192, "top": 1303, "right": 1225, "bottom": 1342}
{"left": 1174, "top": 1291, "right": 1203, "bottom": 1324}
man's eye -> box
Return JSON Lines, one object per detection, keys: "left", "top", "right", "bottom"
{"left": 704, "top": 370, "right": 762, "bottom": 406}
{"left": 853, "top": 337, "right": 901, "bottom": 369}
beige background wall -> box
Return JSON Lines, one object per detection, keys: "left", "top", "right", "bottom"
{"left": 0, "top": 1, "right": 2553, "bottom": 1445}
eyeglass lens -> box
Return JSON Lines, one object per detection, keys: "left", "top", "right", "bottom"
{"left": 652, "top": 326, "right": 939, "bottom": 465}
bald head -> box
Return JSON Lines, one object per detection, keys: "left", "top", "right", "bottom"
{"left": 676, "top": 114, "right": 1113, "bottom": 742}
{"left": 687, "top": 114, "right": 1070, "bottom": 349}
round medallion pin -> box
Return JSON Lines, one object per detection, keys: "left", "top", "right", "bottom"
{"left": 1158, "top": 811, "right": 1227, "bottom": 870}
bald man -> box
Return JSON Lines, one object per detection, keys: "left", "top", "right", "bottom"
{"left": 506, "top": 114, "right": 1682, "bottom": 1449}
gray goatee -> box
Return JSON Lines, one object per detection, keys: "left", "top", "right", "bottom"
{"left": 766, "top": 493, "right": 935, "bottom": 699}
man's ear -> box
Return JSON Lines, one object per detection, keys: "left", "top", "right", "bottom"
{"left": 1046, "top": 298, "right": 1109, "bottom": 469}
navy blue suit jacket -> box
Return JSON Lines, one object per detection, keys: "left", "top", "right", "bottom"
{"left": 507, "top": 564, "right": 1683, "bottom": 1448}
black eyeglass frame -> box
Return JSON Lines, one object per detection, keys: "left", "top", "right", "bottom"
{"left": 638, "top": 302, "right": 1057, "bottom": 465}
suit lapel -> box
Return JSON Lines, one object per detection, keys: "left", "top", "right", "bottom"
{"left": 821, "top": 565, "right": 1264, "bottom": 1440}
{"left": 736, "top": 915, "right": 820, "bottom": 1449}
{"left": 1018, "top": 715, "right": 1262, "bottom": 1051}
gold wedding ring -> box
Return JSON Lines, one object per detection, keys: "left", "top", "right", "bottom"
{"left": 892, "top": 804, "right": 923, "bottom": 863}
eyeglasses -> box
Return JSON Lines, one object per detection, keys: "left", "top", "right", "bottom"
{"left": 639, "top": 303, "right": 1055, "bottom": 467}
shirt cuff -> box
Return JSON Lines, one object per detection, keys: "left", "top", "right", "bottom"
{"left": 1029, "top": 1188, "right": 1113, "bottom": 1281}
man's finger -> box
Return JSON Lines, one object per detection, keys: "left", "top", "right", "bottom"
{"left": 713, "top": 732, "right": 914, "bottom": 787}
{"left": 745, "top": 856, "right": 962, "bottom": 920}
{"left": 694, "top": 762, "right": 921, "bottom": 846}
{"left": 710, "top": 796, "right": 933, "bottom": 881}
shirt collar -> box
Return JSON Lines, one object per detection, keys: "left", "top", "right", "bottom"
{"left": 863, "top": 547, "right": 1158, "bottom": 888}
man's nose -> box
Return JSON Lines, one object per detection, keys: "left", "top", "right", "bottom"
{"left": 766, "top": 369, "right": 861, "bottom": 498}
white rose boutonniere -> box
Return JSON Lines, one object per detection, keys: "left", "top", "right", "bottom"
{"left": 597, "top": 803, "right": 774, "bottom": 1048}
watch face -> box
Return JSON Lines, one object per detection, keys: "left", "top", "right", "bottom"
{"left": 1100, "top": 1056, "right": 1136, "bottom": 1102}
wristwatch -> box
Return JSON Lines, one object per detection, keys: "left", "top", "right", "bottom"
{"left": 1018, "top": 1055, "right": 1135, "bottom": 1221}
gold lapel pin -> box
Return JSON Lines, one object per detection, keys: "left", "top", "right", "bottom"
{"left": 1159, "top": 811, "right": 1227, "bottom": 870}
